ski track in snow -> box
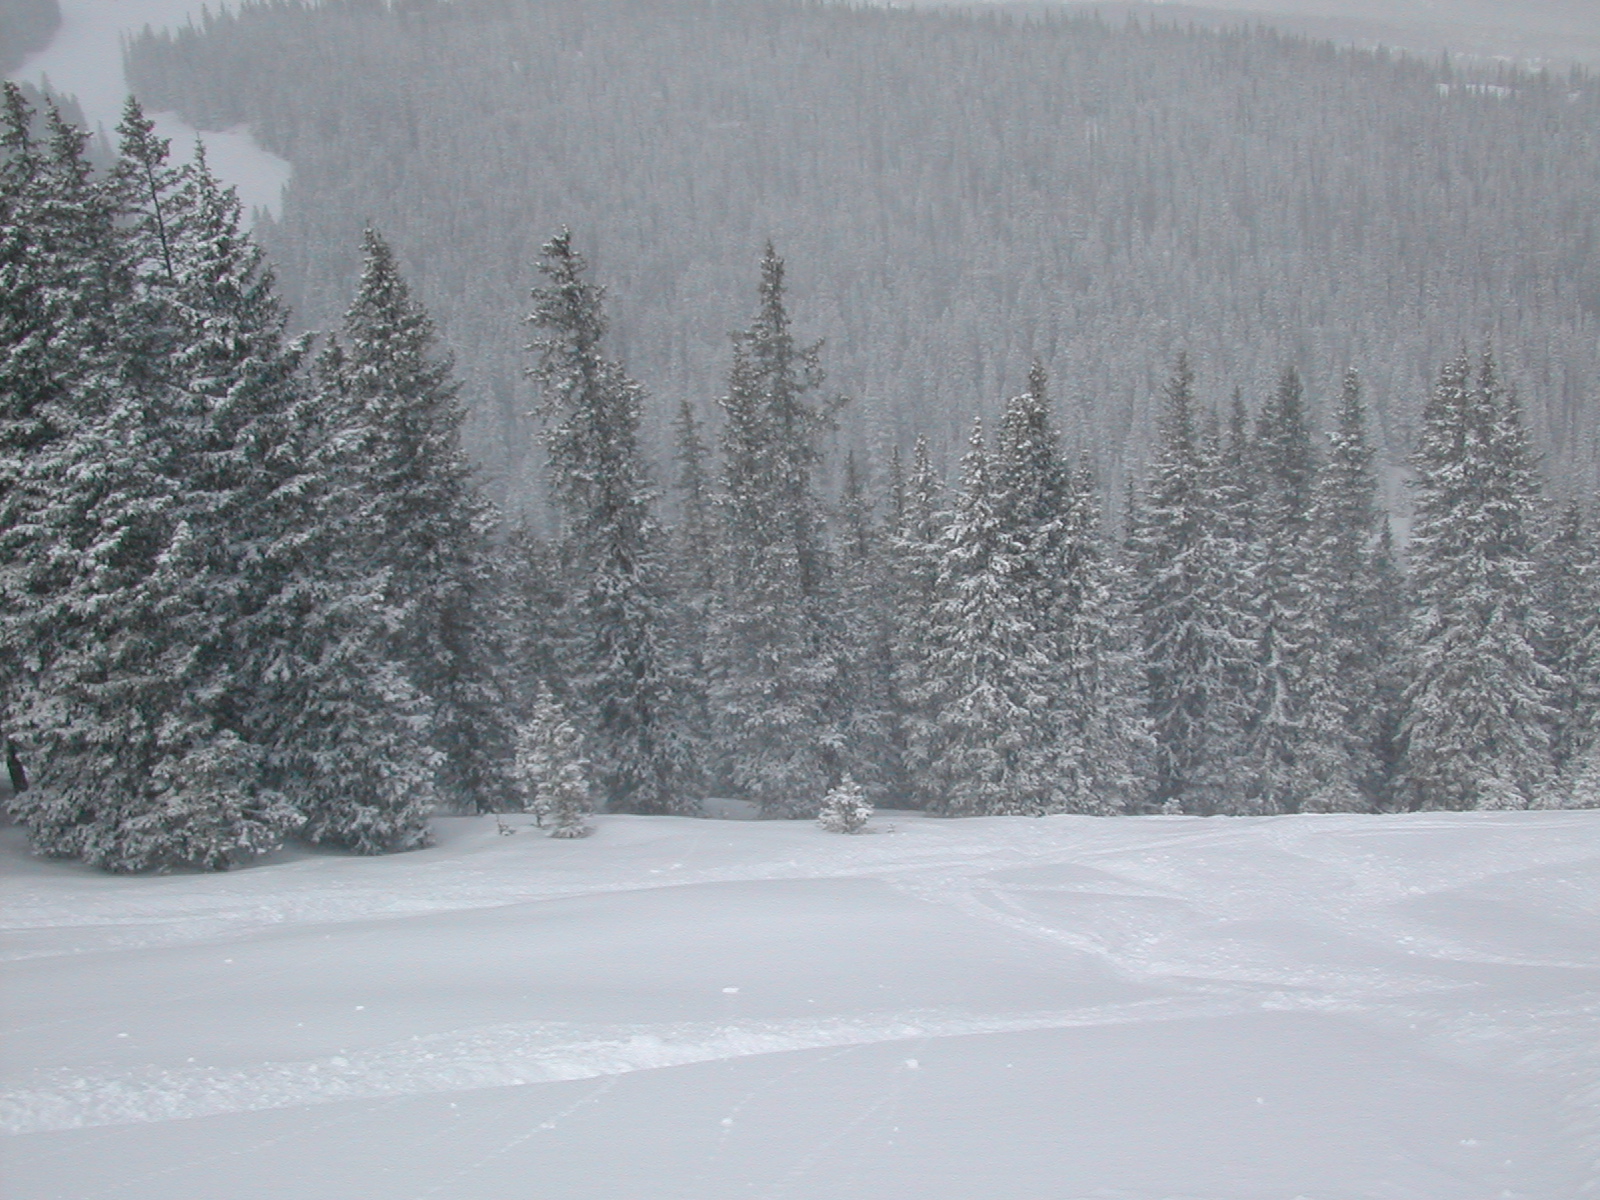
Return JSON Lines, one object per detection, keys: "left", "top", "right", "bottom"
{"left": 0, "top": 999, "right": 1266, "bottom": 1133}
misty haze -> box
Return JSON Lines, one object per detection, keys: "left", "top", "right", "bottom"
{"left": 3, "top": 0, "right": 1598, "bottom": 1197}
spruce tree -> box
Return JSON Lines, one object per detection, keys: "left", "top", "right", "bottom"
{"left": 1535, "top": 501, "right": 1600, "bottom": 806}
{"left": 994, "top": 364, "right": 1145, "bottom": 814}
{"left": 707, "top": 244, "right": 844, "bottom": 817}
{"left": 527, "top": 229, "right": 697, "bottom": 814}
{"left": 834, "top": 450, "right": 899, "bottom": 800}
{"left": 1300, "top": 371, "right": 1397, "bottom": 811}
{"left": 1239, "top": 366, "right": 1320, "bottom": 813}
{"left": 1128, "top": 357, "right": 1255, "bottom": 813}
{"left": 669, "top": 398, "right": 716, "bottom": 776}
{"left": 912, "top": 419, "right": 1052, "bottom": 815}
{"left": 4, "top": 107, "right": 304, "bottom": 869}
{"left": 255, "top": 335, "right": 440, "bottom": 855}
{"left": 514, "top": 683, "right": 593, "bottom": 836}
{"left": 817, "top": 774, "right": 873, "bottom": 833}
{"left": 1401, "top": 351, "right": 1554, "bottom": 810}
{"left": 335, "top": 228, "right": 516, "bottom": 814}
{"left": 890, "top": 437, "right": 947, "bottom": 809}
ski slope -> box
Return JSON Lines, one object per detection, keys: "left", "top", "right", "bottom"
{"left": 2, "top": 808, "right": 1597, "bottom": 1199}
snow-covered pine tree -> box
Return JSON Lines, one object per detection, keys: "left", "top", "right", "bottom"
{"left": 1, "top": 88, "right": 126, "bottom": 734}
{"left": 992, "top": 363, "right": 1144, "bottom": 814}
{"left": 1128, "top": 357, "right": 1255, "bottom": 813}
{"left": 335, "top": 228, "right": 516, "bottom": 814}
{"left": 1054, "top": 454, "right": 1153, "bottom": 814}
{"left": 527, "top": 229, "right": 698, "bottom": 814}
{"left": 1238, "top": 366, "right": 1321, "bottom": 813}
{"left": 501, "top": 520, "right": 567, "bottom": 720}
{"left": 1300, "top": 370, "right": 1397, "bottom": 811}
{"left": 514, "top": 684, "right": 593, "bottom": 838}
{"left": 274, "top": 336, "right": 439, "bottom": 854}
{"left": 912, "top": 418, "right": 1052, "bottom": 815}
{"left": 1401, "top": 351, "right": 1554, "bottom": 810}
{"left": 890, "top": 437, "right": 947, "bottom": 809}
{"left": 668, "top": 398, "right": 716, "bottom": 780}
{"left": 817, "top": 773, "right": 873, "bottom": 833}
{"left": 707, "top": 244, "right": 845, "bottom": 817}
{"left": 4, "top": 104, "right": 303, "bottom": 869}
{"left": 834, "top": 450, "right": 900, "bottom": 801}
{"left": 1534, "top": 501, "right": 1600, "bottom": 806}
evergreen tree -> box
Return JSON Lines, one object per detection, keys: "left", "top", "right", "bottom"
{"left": 1300, "top": 371, "right": 1397, "bottom": 811}
{"left": 514, "top": 685, "right": 593, "bottom": 838}
{"left": 669, "top": 398, "right": 716, "bottom": 776}
{"left": 0, "top": 88, "right": 125, "bottom": 730}
{"left": 1401, "top": 351, "right": 1554, "bottom": 810}
{"left": 4, "top": 107, "right": 305, "bottom": 869}
{"left": 707, "top": 244, "right": 844, "bottom": 816}
{"left": 335, "top": 228, "right": 516, "bottom": 814}
{"left": 1239, "top": 366, "right": 1321, "bottom": 813}
{"left": 259, "top": 336, "right": 440, "bottom": 855}
{"left": 834, "top": 449, "right": 899, "bottom": 800}
{"left": 1128, "top": 357, "right": 1255, "bottom": 813}
{"left": 528, "top": 229, "right": 697, "bottom": 814}
{"left": 1535, "top": 501, "right": 1600, "bottom": 806}
{"left": 912, "top": 419, "right": 1054, "bottom": 815}
{"left": 889, "top": 437, "right": 947, "bottom": 809}
{"left": 994, "top": 363, "right": 1145, "bottom": 813}
{"left": 1054, "top": 455, "right": 1153, "bottom": 813}
{"left": 817, "top": 773, "right": 873, "bottom": 833}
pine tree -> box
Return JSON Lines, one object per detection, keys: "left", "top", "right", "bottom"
{"left": 4, "top": 107, "right": 305, "bottom": 869}
{"left": 1401, "top": 351, "right": 1554, "bottom": 810}
{"left": 514, "top": 684, "right": 593, "bottom": 838}
{"left": 1239, "top": 366, "right": 1321, "bottom": 813}
{"left": 817, "top": 773, "right": 873, "bottom": 833}
{"left": 707, "top": 244, "right": 844, "bottom": 817}
{"left": 335, "top": 228, "right": 516, "bottom": 814}
{"left": 254, "top": 335, "right": 441, "bottom": 855}
{"left": 993, "top": 363, "right": 1145, "bottom": 814}
{"left": 1128, "top": 357, "right": 1255, "bottom": 813}
{"left": 1300, "top": 371, "right": 1397, "bottom": 811}
{"left": 1534, "top": 501, "right": 1600, "bottom": 806}
{"left": 668, "top": 398, "right": 716, "bottom": 779}
{"left": 0, "top": 89, "right": 125, "bottom": 733}
{"left": 889, "top": 437, "right": 947, "bottom": 809}
{"left": 527, "top": 229, "right": 697, "bottom": 814}
{"left": 1054, "top": 456, "right": 1153, "bottom": 813}
{"left": 912, "top": 419, "right": 1054, "bottom": 815}
{"left": 834, "top": 450, "right": 899, "bottom": 800}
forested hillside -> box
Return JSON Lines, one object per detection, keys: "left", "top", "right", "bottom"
{"left": 126, "top": 0, "right": 1600, "bottom": 513}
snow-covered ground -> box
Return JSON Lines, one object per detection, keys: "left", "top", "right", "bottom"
{"left": 2, "top": 808, "right": 1597, "bottom": 1199}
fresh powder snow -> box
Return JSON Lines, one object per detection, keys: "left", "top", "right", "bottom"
{"left": 2, "top": 808, "right": 1596, "bottom": 1198}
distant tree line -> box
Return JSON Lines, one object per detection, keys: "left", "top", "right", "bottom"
{"left": 126, "top": 0, "right": 1600, "bottom": 514}
{"left": 3, "top": 87, "right": 1596, "bottom": 872}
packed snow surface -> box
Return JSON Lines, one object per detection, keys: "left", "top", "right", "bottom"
{"left": 2, "top": 809, "right": 1597, "bottom": 1199}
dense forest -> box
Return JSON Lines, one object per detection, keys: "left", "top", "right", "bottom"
{"left": 125, "top": 0, "right": 1600, "bottom": 517}
{"left": 3, "top": 85, "right": 1597, "bottom": 873}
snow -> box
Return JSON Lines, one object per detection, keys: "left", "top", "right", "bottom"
{"left": 2, "top": 808, "right": 1597, "bottom": 1198}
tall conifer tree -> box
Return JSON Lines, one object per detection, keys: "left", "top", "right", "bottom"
{"left": 1300, "top": 371, "right": 1398, "bottom": 810}
{"left": 707, "top": 244, "right": 844, "bottom": 816}
{"left": 336, "top": 228, "right": 515, "bottom": 814}
{"left": 528, "top": 230, "right": 697, "bottom": 814}
{"left": 1402, "top": 351, "right": 1553, "bottom": 810}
